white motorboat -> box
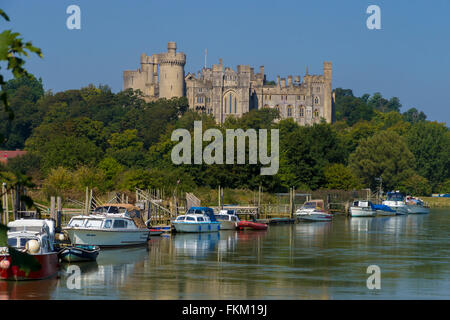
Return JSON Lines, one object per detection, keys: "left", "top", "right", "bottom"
{"left": 1, "top": 219, "right": 59, "bottom": 280}
{"left": 63, "top": 204, "right": 150, "bottom": 248}
{"left": 172, "top": 207, "right": 221, "bottom": 233}
{"left": 350, "top": 200, "right": 377, "bottom": 217}
{"left": 405, "top": 196, "right": 430, "bottom": 214}
{"left": 382, "top": 191, "right": 408, "bottom": 215}
{"left": 214, "top": 209, "right": 240, "bottom": 230}
{"left": 295, "top": 200, "right": 332, "bottom": 222}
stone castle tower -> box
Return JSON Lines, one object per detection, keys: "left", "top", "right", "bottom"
{"left": 123, "top": 42, "right": 334, "bottom": 124}
{"left": 123, "top": 42, "right": 186, "bottom": 100}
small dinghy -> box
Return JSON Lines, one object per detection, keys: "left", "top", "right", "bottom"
{"left": 237, "top": 221, "right": 268, "bottom": 230}
{"left": 59, "top": 245, "right": 100, "bottom": 263}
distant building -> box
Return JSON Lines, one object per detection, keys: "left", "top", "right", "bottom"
{"left": 124, "top": 42, "right": 334, "bottom": 125}
{"left": 0, "top": 150, "right": 27, "bottom": 165}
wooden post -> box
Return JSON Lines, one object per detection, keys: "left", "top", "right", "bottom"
{"left": 56, "top": 196, "right": 62, "bottom": 231}
{"left": 292, "top": 187, "right": 295, "bottom": 218}
{"left": 218, "top": 185, "right": 221, "bottom": 208}
{"left": 50, "top": 196, "right": 56, "bottom": 221}
{"left": 84, "top": 187, "right": 89, "bottom": 215}
{"left": 14, "top": 185, "right": 20, "bottom": 220}
{"left": 1, "top": 183, "right": 5, "bottom": 224}
{"left": 6, "top": 188, "right": 10, "bottom": 223}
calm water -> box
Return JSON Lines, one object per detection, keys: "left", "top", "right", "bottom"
{"left": 1, "top": 209, "right": 449, "bottom": 300}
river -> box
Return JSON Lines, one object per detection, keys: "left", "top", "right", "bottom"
{"left": 1, "top": 208, "right": 448, "bottom": 299}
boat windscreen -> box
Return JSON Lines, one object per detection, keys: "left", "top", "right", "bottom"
{"left": 85, "top": 219, "right": 103, "bottom": 228}
{"left": 303, "top": 202, "right": 316, "bottom": 209}
{"left": 7, "top": 238, "right": 17, "bottom": 247}
{"left": 215, "top": 215, "right": 229, "bottom": 221}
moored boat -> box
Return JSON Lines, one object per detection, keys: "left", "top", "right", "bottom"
{"left": 0, "top": 219, "right": 59, "bottom": 281}
{"left": 172, "top": 207, "right": 221, "bottom": 233}
{"left": 350, "top": 200, "right": 377, "bottom": 217}
{"left": 295, "top": 200, "right": 333, "bottom": 222}
{"left": 63, "top": 204, "right": 150, "bottom": 248}
{"left": 214, "top": 209, "right": 240, "bottom": 230}
{"left": 59, "top": 245, "right": 100, "bottom": 262}
{"left": 237, "top": 220, "right": 268, "bottom": 230}
{"left": 382, "top": 191, "right": 408, "bottom": 215}
{"left": 405, "top": 196, "right": 430, "bottom": 214}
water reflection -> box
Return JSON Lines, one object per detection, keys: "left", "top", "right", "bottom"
{"left": 173, "top": 232, "right": 220, "bottom": 257}
{"left": 0, "top": 277, "right": 59, "bottom": 300}
{"left": 53, "top": 245, "right": 149, "bottom": 299}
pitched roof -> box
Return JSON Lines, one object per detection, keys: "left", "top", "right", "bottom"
{"left": 0, "top": 150, "right": 27, "bottom": 164}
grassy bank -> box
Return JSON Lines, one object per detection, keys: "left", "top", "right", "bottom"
{"left": 422, "top": 197, "right": 450, "bottom": 208}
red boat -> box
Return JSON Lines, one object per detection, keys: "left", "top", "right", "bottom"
{"left": 237, "top": 221, "right": 268, "bottom": 230}
{"left": 0, "top": 219, "right": 59, "bottom": 281}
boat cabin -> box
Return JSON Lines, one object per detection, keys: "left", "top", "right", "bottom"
{"left": 67, "top": 215, "right": 140, "bottom": 230}
{"left": 215, "top": 209, "right": 239, "bottom": 222}
{"left": 185, "top": 207, "right": 217, "bottom": 222}
{"left": 175, "top": 215, "right": 212, "bottom": 223}
{"left": 6, "top": 219, "right": 55, "bottom": 253}
{"left": 352, "top": 200, "right": 375, "bottom": 209}
{"left": 386, "top": 192, "right": 405, "bottom": 202}
{"left": 302, "top": 200, "right": 325, "bottom": 211}
{"left": 93, "top": 203, "right": 142, "bottom": 218}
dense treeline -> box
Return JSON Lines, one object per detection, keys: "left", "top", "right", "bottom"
{"left": 1, "top": 75, "right": 449, "bottom": 198}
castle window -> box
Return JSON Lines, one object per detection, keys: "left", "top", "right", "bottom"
{"left": 234, "top": 96, "right": 237, "bottom": 113}
{"left": 297, "top": 96, "right": 300, "bottom": 100}
{"left": 314, "top": 109, "right": 319, "bottom": 118}
{"left": 314, "top": 97, "right": 320, "bottom": 105}
{"left": 300, "top": 107, "right": 304, "bottom": 117}
{"left": 224, "top": 97, "right": 227, "bottom": 113}
{"left": 316, "top": 87, "right": 320, "bottom": 93}
{"left": 287, "top": 106, "right": 292, "bottom": 117}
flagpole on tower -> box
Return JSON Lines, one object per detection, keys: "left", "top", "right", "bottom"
{"left": 204, "top": 48, "right": 207, "bottom": 69}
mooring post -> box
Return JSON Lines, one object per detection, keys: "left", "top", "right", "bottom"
{"left": 56, "top": 196, "right": 62, "bottom": 232}
{"left": 84, "top": 187, "right": 89, "bottom": 214}
{"left": 1, "top": 182, "right": 5, "bottom": 224}
{"left": 50, "top": 196, "right": 56, "bottom": 221}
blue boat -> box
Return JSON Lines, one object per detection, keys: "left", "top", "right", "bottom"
{"left": 59, "top": 245, "right": 100, "bottom": 262}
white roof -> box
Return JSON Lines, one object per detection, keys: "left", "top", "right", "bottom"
{"left": 8, "top": 219, "right": 47, "bottom": 228}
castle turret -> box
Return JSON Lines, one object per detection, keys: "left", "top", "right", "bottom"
{"left": 158, "top": 42, "right": 186, "bottom": 99}
{"left": 323, "top": 61, "right": 333, "bottom": 123}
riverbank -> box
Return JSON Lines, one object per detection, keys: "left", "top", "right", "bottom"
{"left": 422, "top": 197, "right": 450, "bottom": 208}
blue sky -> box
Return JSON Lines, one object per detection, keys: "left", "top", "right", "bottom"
{"left": 2, "top": 0, "right": 449, "bottom": 124}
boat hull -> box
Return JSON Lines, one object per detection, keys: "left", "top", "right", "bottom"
{"left": 296, "top": 214, "right": 332, "bottom": 222}
{"left": 350, "top": 207, "right": 377, "bottom": 217}
{"left": 172, "top": 221, "right": 221, "bottom": 233}
{"left": 65, "top": 228, "right": 149, "bottom": 247}
{"left": 59, "top": 246, "right": 100, "bottom": 262}
{"left": 0, "top": 252, "right": 59, "bottom": 281}
{"left": 237, "top": 221, "right": 268, "bottom": 230}
{"left": 406, "top": 205, "right": 430, "bottom": 214}
{"left": 218, "top": 221, "right": 237, "bottom": 230}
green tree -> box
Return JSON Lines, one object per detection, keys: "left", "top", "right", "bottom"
{"left": 404, "top": 121, "right": 450, "bottom": 190}
{"left": 349, "top": 131, "right": 415, "bottom": 190}
{"left": 398, "top": 174, "right": 432, "bottom": 196}
{"left": 324, "top": 164, "right": 362, "bottom": 190}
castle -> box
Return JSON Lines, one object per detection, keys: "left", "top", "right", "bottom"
{"left": 123, "top": 42, "right": 334, "bottom": 125}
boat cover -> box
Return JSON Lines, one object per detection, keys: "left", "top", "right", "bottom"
{"left": 373, "top": 204, "right": 395, "bottom": 212}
